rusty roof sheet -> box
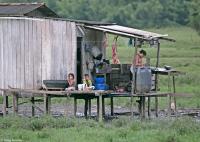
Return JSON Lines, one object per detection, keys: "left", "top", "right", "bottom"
{"left": 85, "top": 25, "right": 175, "bottom": 42}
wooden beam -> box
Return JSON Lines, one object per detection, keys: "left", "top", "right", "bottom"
{"left": 110, "top": 97, "right": 114, "bottom": 116}
{"left": 3, "top": 91, "right": 7, "bottom": 116}
{"left": 84, "top": 99, "right": 88, "bottom": 118}
{"left": 31, "top": 97, "right": 35, "bottom": 117}
{"left": 155, "top": 42, "right": 160, "bottom": 117}
{"left": 74, "top": 98, "right": 77, "bottom": 117}
{"left": 172, "top": 76, "right": 177, "bottom": 111}
{"left": 148, "top": 97, "right": 151, "bottom": 119}
{"left": 88, "top": 99, "right": 91, "bottom": 117}
{"left": 12, "top": 93, "right": 18, "bottom": 115}
{"left": 98, "top": 94, "right": 103, "bottom": 122}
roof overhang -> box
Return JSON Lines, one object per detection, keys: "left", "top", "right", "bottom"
{"left": 84, "top": 25, "right": 175, "bottom": 42}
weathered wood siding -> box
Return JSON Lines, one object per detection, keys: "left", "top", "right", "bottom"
{"left": 0, "top": 17, "right": 77, "bottom": 91}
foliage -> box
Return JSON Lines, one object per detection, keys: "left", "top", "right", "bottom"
{"left": 0, "top": 0, "right": 199, "bottom": 31}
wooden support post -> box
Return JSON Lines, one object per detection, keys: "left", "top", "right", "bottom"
{"left": 44, "top": 94, "right": 50, "bottom": 115}
{"left": 31, "top": 97, "right": 35, "bottom": 117}
{"left": 98, "top": 94, "right": 103, "bottom": 122}
{"left": 168, "top": 95, "right": 172, "bottom": 117}
{"left": 168, "top": 72, "right": 172, "bottom": 116}
{"left": 155, "top": 97, "right": 158, "bottom": 117}
{"left": 6, "top": 96, "right": 9, "bottom": 108}
{"left": 13, "top": 93, "right": 18, "bottom": 115}
{"left": 48, "top": 96, "right": 51, "bottom": 115}
{"left": 102, "top": 97, "right": 105, "bottom": 116}
{"left": 74, "top": 98, "right": 77, "bottom": 117}
{"left": 97, "top": 97, "right": 99, "bottom": 118}
{"left": 110, "top": 97, "right": 114, "bottom": 116}
{"left": 155, "top": 41, "right": 160, "bottom": 118}
{"left": 138, "top": 97, "right": 142, "bottom": 117}
{"left": 148, "top": 97, "right": 151, "bottom": 118}
{"left": 3, "top": 91, "right": 7, "bottom": 116}
{"left": 88, "top": 99, "right": 91, "bottom": 117}
{"left": 84, "top": 99, "right": 88, "bottom": 118}
{"left": 130, "top": 95, "right": 134, "bottom": 118}
{"left": 141, "top": 96, "right": 146, "bottom": 119}
{"left": 172, "top": 76, "right": 177, "bottom": 111}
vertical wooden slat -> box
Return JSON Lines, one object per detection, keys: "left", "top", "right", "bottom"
{"left": 62, "top": 21, "right": 68, "bottom": 79}
{"left": 0, "top": 20, "right": 3, "bottom": 91}
{"left": 24, "top": 19, "right": 29, "bottom": 88}
{"left": 20, "top": 19, "right": 25, "bottom": 89}
{"left": 35, "top": 20, "right": 43, "bottom": 88}
{"left": 15, "top": 20, "right": 21, "bottom": 88}
{"left": 32, "top": 20, "right": 37, "bottom": 88}
{"left": 29, "top": 20, "right": 34, "bottom": 89}
{"left": 3, "top": 19, "right": 8, "bottom": 89}
{"left": 42, "top": 19, "right": 51, "bottom": 80}
{"left": 71, "top": 22, "right": 77, "bottom": 78}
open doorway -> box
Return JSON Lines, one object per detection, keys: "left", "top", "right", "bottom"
{"left": 77, "top": 37, "right": 82, "bottom": 84}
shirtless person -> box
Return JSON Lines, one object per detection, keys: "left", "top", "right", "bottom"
{"left": 133, "top": 49, "right": 147, "bottom": 67}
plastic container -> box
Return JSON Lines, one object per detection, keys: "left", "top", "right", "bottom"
{"left": 95, "top": 77, "right": 105, "bottom": 84}
{"left": 95, "top": 84, "right": 108, "bottom": 90}
{"left": 135, "top": 67, "right": 152, "bottom": 93}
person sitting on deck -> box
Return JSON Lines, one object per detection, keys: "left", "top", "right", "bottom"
{"left": 65, "top": 73, "right": 75, "bottom": 91}
{"left": 82, "top": 74, "right": 93, "bottom": 90}
{"left": 133, "top": 49, "right": 147, "bottom": 67}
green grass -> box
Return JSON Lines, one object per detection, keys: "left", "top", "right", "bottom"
{"left": 0, "top": 116, "right": 199, "bottom": 142}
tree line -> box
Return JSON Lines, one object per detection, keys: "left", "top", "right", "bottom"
{"left": 0, "top": 0, "right": 200, "bottom": 34}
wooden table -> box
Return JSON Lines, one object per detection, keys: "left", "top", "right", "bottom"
{"left": 0, "top": 88, "right": 112, "bottom": 122}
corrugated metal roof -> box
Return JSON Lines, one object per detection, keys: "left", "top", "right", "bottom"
{"left": 85, "top": 25, "right": 175, "bottom": 42}
{"left": 0, "top": 3, "right": 58, "bottom": 17}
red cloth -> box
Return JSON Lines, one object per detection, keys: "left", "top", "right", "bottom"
{"left": 112, "top": 39, "right": 120, "bottom": 64}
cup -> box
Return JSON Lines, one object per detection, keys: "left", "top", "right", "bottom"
{"left": 78, "top": 84, "right": 82, "bottom": 91}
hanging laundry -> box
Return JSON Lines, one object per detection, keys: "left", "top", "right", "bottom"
{"left": 112, "top": 37, "right": 120, "bottom": 64}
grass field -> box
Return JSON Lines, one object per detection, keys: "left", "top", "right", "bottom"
{"left": 0, "top": 116, "right": 200, "bottom": 142}
{"left": 0, "top": 26, "right": 200, "bottom": 142}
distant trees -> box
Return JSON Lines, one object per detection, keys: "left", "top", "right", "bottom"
{"left": 189, "top": 0, "right": 200, "bottom": 34}
{"left": 0, "top": 0, "right": 199, "bottom": 34}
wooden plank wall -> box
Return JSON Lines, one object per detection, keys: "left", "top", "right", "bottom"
{"left": 0, "top": 17, "right": 77, "bottom": 92}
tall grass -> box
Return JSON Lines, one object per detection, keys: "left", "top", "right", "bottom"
{"left": 0, "top": 116, "right": 199, "bottom": 142}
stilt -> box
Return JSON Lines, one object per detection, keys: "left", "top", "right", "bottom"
{"left": 13, "top": 93, "right": 18, "bottom": 115}
{"left": 155, "top": 97, "right": 158, "bottom": 117}
{"left": 148, "top": 97, "right": 151, "bottom": 118}
{"left": 98, "top": 94, "right": 103, "bottom": 122}
{"left": 172, "top": 76, "right": 177, "bottom": 111}
{"left": 168, "top": 95, "right": 172, "bottom": 117}
{"left": 44, "top": 94, "right": 50, "bottom": 115}
{"left": 88, "top": 99, "right": 91, "bottom": 117}
{"left": 102, "top": 97, "right": 105, "bottom": 116}
{"left": 97, "top": 97, "right": 99, "bottom": 118}
{"left": 84, "top": 99, "right": 88, "bottom": 118}
{"left": 31, "top": 97, "right": 35, "bottom": 116}
{"left": 141, "top": 96, "right": 146, "bottom": 119}
{"left": 74, "top": 98, "right": 77, "bottom": 117}
{"left": 3, "top": 91, "right": 7, "bottom": 116}
{"left": 110, "top": 97, "right": 114, "bottom": 116}
{"left": 6, "top": 96, "right": 9, "bottom": 108}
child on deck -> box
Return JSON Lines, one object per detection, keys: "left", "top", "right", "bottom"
{"left": 82, "top": 74, "right": 93, "bottom": 90}
{"left": 65, "top": 73, "right": 75, "bottom": 91}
